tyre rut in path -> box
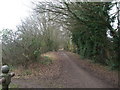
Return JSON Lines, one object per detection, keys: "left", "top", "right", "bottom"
{"left": 56, "top": 51, "right": 113, "bottom": 88}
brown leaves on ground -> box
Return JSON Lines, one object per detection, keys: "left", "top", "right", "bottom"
{"left": 67, "top": 52, "right": 119, "bottom": 87}
{"left": 13, "top": 52, "right": 61, "bottom": 80}
{"left": 13, "top": 51, "right": 118, "bottom": 87}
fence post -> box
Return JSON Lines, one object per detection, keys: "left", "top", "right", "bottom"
{"left": 0, "top": 65, "right": 15, "bottom": 90}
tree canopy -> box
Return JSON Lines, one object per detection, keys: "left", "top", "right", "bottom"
{"left": 1, "top": 1, "right": 120, "bottom": 70}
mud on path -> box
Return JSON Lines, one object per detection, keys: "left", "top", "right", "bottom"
{"left": 11, "top": 51, "right": 118, "bottom": 88}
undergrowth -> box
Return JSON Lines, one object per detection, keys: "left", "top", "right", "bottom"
{"left": 40, "top": 56, "right": 53, "bottom": 65}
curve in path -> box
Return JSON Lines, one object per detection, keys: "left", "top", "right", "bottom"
{"left": 12, "top": 51, "right": 114, "bottom": 88}
{"left": 57, "top": 51, "right": 113, "bottom": 88}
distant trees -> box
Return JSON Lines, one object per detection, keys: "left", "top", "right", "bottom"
{"left": 2, "top": 10, "right": 70, "bottom": 67}
{"left": 2, "top": 1, "right": 119, "bottom": 69}
{"left": 34, "top": 1, "right": 119, "bottom": 69}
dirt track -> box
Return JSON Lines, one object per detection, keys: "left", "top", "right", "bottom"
{"left": 52, "top": 51, "right": 113, "bottom": 88}
{"left": 12, "top": 51, "right": 116, "bottom": 88}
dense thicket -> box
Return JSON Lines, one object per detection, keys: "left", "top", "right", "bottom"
{"left": 35, "top": 1, "right": 120, "bottom": 69}
{"left": 1, "top": 1, "right": 119, "bottom": 69}
{"left": 1, "top": 12, "right": 70, "bottom": 67}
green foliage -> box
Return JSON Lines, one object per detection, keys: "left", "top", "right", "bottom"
{"left": 70, "top": 2, "right": 119, "bottom": 70}
{"left": 40, "top": 56, "right": 52, "bottom": 65}
{"left": 23, "top": 70, "right": 32, "bottom": 75}
{"left": 0, "top": 84, "right": 19, "bottom": 89}
{"left": 2, "top": 12, "right": 69, "bottom": 67}
{"left": 34, "top": 49, "right": 41, "bottom": 61}
{"left": 35, "top": 1, "right": 119, "bottom": 70}
{"left": 106, "top": 56, "right": 120, "bottom": 70}
{"left": 68, "top": 2, "right": 110, "bottom": 64}
{"left": 9, "top": 84, "right": 19, "bottom": 88}
{"left": 2, "top": 1, "right": 119, "bottom": 70}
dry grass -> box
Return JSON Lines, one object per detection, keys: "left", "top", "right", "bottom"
{"left": 13, "top": 52, "right": 61, "bottom": 79}
{"left": 41, "top": 52, "right": 58, "bottom": 61}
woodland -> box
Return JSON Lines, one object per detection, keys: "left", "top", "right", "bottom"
{"left": 1, "top": 1, "right": 120, "bottom": 70}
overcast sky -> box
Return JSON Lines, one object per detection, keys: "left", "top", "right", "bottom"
{"left": 0, "top": 0, "right": 57, "bottom": 31}
{"left": 0, "top": 0, "right": 37, "bottom": 31}
{"left": 0, "top": 0, "right": 118, "bottom": 31}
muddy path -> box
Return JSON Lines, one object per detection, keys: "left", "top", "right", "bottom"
{"left": 11, "top": 51, "right": 117, "bottom": 88}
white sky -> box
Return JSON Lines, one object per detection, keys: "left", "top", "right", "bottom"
{"left": 0, "top": 0, "right": 118, "bottom": 31}
{"left": 0, "top": 0, "right": 56, "bottom": 31}
{"left": 0, "top": 0, "right": 36, "bottom": 31}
